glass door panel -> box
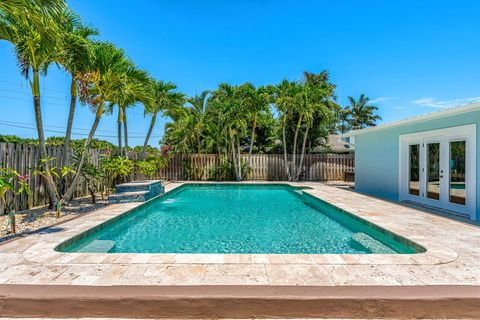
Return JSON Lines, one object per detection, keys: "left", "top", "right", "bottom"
{"left": 408, "top": 144, "right": 420, "bottom": 196}
{"left": 426, "top": 142, "right": 441, "bottom": 200}
{"left": 449, "top": 140, "right": 466, "bottom": 205}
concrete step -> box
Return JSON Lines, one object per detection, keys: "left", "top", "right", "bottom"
{"left": 109, "top": 180, "right": 164, "bottom": 204}
{"left": 108, "top": 191, "right": 149, "bottom": 204}
{"left": 115, "top": 180, "right": 160, "bottom": 193}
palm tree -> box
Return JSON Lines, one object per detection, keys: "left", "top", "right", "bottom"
{"left": 163, "top": 107, "right": 196, "bottom": 154}
{"left": 0, "top": 0, "right": 66, "bottom": 207}
{"left": 57, "top": 8, "right": 98, "bottom": 169}
{"left": 236, "top": 84, "right": 270, "bottom": 158}
{"left": 63, "top": 41, "right": 133, "bottom": 202}
{"left": 272, "top": 71, "right": 337, "bottom": 181}
{"left": 271, "top": 80, "right": 301, "bottom": 180}
{"left": 187, "top": 91, "right": 210, "bottom": 154}
{"left": 336, "top": 106, "right": 351, "bottom": 134}
{"left": 108, "top": 63, "right": 149, "bottom": 158}
{"left": 142, "top": 80, "right": 185, "bottom": 158}
{"left": 294, "top": 71, "right": 336, "bottom": 181}
{"left": 347, "top": 94, "right": 381, "bottom": 130}
{"left": 0, "top": 0, "right": 65, "bottom": 43}
{"left": 209, "top": 83, "right": 247, "bottom": 181}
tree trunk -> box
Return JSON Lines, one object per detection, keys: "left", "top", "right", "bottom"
{"left": 142, "top": 113, "right": 156, "bottom": 159}
{"left": 62, "top": 103, "right": 104, "bottom": 203}
{"left": 123, "top": 108, "right": 129, "bottom": 159}
{"left": 248, "top": 114, "right": 257, "bottom": 168}
{"left": 295, "top": 126, "right": 310, "bottom": 181}
{"left": 64, "top": 76, "right": 76, "bottom": 166}
{"left": 60, "top": 75, "right": 77, "bottom": 195}
{"left": 32, "top": 71, "right": 58, "bottom": 208}
{"left": 117, "top": 107, "right": 123, "bottom": 155}
{"left": 282, "top": 118, "right": 291, "bottom": 180}
{"left": 9, "top": 212, "right": 16, "bottom": 234}
{"left": 88, "top": 185, "right": 96, "bottom": 204}
{"left": 237, "top": 134, "right": 242, "bottom": 181}
{"left": 291, "top": 114, "right": 303, "bottom": 180}
{"left": 230, "top": 131, "right": 240, "bottom": 181}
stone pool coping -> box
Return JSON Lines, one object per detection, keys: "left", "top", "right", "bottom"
{"left": 19, "top": 181, "right": 457, "bottom": 266}
{"left": 1, "top": 181, "right": 480, "bottom": 288}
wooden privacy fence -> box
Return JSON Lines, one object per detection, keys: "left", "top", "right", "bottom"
{"left": 0, "top": 142, "right": 354, "bottom": 212}
{"left": 155, "top": 153, "right": 355, "bottom": 182}
{"left": 0, "top": 143, "right": 108, "bottom": 213}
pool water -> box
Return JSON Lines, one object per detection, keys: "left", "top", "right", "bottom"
{"left": 57, "top": 184, "right": 422, "bottom": 254}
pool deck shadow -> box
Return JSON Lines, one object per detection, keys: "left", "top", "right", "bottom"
{"left": 1, "top": 181, "right": 480, "bottom": 318}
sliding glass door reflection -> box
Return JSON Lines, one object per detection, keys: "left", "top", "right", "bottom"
{"left": 426, "top": 142, "right": 441, "bottom": 200}
{"left": 449, "top": 141, "right": 466, "bottom": 205}
{"left": 408, "top": 144, "right": 420, "bottom": 196}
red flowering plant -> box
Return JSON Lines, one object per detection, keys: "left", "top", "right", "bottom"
{"left": 160, "top": 144, "right": 172, "bottom": 157}
{"left": 0, "top": 163, "right": 32, "bottom": 234}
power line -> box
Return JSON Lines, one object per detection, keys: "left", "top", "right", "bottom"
{"left": 0, "top": 121, "right": 162, "bottom": 139}
{"left": 0, "top": 87, "right": 69, "bottom": 100}
{"left": 0, "top": 119, "right": 162, "bottom": 136}
{"left": 0, "top": 79, "right": 68, "bottom": 94}
{"left": 0, "top": 94, "right": 67, "bottom": 107}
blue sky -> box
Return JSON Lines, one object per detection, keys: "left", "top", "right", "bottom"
{"left": 1, "top": 0, "right": 480, "bottom": 146}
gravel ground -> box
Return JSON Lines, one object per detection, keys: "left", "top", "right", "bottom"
{"left": 0, "top": 195, "right": 108, "bottom": 243}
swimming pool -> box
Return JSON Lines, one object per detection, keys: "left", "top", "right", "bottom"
{"left": 56, "top": 184, "right": 423, "bottom": 254}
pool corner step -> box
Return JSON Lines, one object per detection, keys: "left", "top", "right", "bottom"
{"left": 108, "top": 180, "right": 164, "bottom": 204}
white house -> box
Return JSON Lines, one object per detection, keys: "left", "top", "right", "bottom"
{"left": 344, "top": 103, "right": 479, "bottom": 221}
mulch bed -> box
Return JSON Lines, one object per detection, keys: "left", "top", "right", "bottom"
{"left": 0, "top": 195, "right": 108, "bottom": 243}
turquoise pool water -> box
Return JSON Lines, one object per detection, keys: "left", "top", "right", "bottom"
{"left": 57, "top": 184, "right": 422, "bottom": 254}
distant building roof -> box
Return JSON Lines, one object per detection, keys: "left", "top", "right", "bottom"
{"left": 322, "top": 134, "right": 354, "bottom": 153}
{"left": 343, "top": 103, "right": 480, "bottom": 137}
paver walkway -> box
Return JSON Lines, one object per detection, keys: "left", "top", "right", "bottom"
{"left": 1, "top": 182, "right": 479, "bottom": 286}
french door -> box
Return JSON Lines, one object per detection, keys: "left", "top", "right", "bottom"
{"left": 400, "top": 125, "right": 476, "bottom": 219}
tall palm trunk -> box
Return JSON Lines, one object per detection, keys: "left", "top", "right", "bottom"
{"left": 291, "top": 114, "right": 303, "bottom": 180}
{"left": 142, "top": 112, "right": 157, "bottom": 159}
{"left": 117, "top": 107, "right": 123, "bottom": 155}
{"left": 64, "top": 76, "right": 76, "bottom": 166}
{"left": 32, "top": 70, "right": 58, "bottom": 208}
{"left": 63, "top": 103, "right": 104, "bottom": 202}
{"left": 295, "top": 126, "right": 310, "bottom": 181}
{"left": 229, "top": 131, "right": 240, "bottom": 181}
{"left": 248, "top": 114, "right": 257, "bottom": 168}
{"left": 60, "top": 76, "right": 77, "bottom": 195}
{"left": 282, "top": 118, "right": 291, "bottom": 180}
{"left": 123, "top": 108, "right": 129, "bottom": 159}
{"left": 237, "top": 133, "right": 242, "bottom": 180}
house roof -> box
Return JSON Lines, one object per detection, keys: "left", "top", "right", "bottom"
{"left": 324, "top": 134, "right": 354, "bottom": 153}
{"left": 342, "top": 102, "right": 480, "bottom": 137}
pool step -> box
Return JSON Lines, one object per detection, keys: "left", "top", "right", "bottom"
{"left": 108, "top": 180, "right": 164, "bottom": 204}
{"left": 115, "top": 180, "right": 163, "bottom": 193}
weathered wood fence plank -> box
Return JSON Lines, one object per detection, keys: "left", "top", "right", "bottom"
{"left": 1, "top": 142, "right": 354, "bottom": 213}
{"left": 162, "top": 153, "right": 354, "bottom": 182}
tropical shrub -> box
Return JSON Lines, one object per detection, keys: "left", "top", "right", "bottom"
{"left": 136, "top": 155, "right": 169, "bottom": 180}
{"left": 71, "top": 150, "right": 106, "bottom": 204}
{"left": 101, "top": 156, "right": 134, "bottom": 190}
{"left": 32, "top": 158, "right": 75, "bottom": 218}
{"left": 136, "top": 159, "right": 157, "bottom": 179}
{"left": 0, "top": 164, "right": 32, "bottom": 234}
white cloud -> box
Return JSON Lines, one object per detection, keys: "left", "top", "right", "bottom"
{"left": 392, "top": 106, "right": 408, "bottom": 110}
{"left": 411, "top": 97, "right": 480, "bottom": 108}
{"left": 370, "top": 97, "right": 394, "bottom": 103}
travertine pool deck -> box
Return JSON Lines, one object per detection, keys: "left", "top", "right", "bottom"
{"left": 1, "top": 181, "right": 479, "bottom": 287}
